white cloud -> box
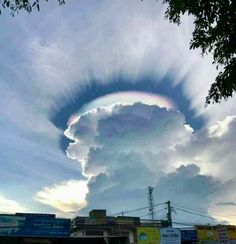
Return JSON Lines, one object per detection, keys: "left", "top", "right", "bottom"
{"left": 208, "top": 116, "right": 236, "bottom": 138}
{"left": 66, "top": 103, "right": 193, "bottom": 177}
{"left": 20, "top": 0, "right": 236, "bottom": 126}
{"left": 1, "top": 0, "right": 235, "bottom": 134}
{"left": 65, "top": 103, "right": 199, "bottom": 215}
{"left": 64, "top": 102, "right": 236, "bottom": 223}
{"left": 35, "top": 180, "right": 89, "bottom": 213}
{"left": 24, "top": 0, "right": 222, "bottom": 117}
{"left": 175, "top": 115, "right": 236, "bottom": 180}
{"left": 0, "top": 194, "right": 26, "bottom": 214}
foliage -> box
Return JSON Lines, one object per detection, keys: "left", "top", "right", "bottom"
{"left": 0, "top": 0, "right": 65, "bottom": 15}
{"left": 163, "top": 0, "right": 236, "bottom": 104}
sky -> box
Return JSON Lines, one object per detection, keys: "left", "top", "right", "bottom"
{"left": 0, "top": 0, "right": 236, "bottom": 226}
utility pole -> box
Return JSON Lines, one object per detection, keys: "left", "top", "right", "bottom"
{"left": 148, "top": 186, "right": 155, "bottom": 220}
{"left": 165, "top": 201, "right": 172, "bottom": 227}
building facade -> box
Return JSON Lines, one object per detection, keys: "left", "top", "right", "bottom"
{"left": 71, "top": 209, "right": 168, "bottom": 244}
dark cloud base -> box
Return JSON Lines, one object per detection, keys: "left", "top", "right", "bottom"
{"left": 82, "top": 164, "right": 221, "bottom": 225}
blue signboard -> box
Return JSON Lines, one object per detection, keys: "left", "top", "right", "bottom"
{"left": 0, "top": 215, "right": 71, "bottom": 237}
{"left": 181, "top": 230, "right": 197, "bottom": 241}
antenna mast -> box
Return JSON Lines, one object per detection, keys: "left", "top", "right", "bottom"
{"left": 148, "top": 186, "right": 155, "bottom": 220}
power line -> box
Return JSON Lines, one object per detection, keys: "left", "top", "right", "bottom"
{"left": 172, "top": 221, "right": 195, "bottom": 227}
{"left": 152, "top": 202, "right": 165, "bottom": 207}
{"left": 155, "top": 208, "right": 167, "bottom": 214}
{"left": 172, "top": 203, "right": 236, "bottom": 221}
{"left": 178, "top": 203, "right": 229, "bottom": 213}
{"left": 110, "top": 200, "right": 234, "bottom": 224}
{"left": 173, "top": 206, "right": 216, "bottom": 220}
{"left": 110, "top": 202, "right": 165, "bottom": 216}
{"left": 139, "top": 208, "right": 167, "bottom": 219}
{"left": 110, "top": 206, "right": 149, "bottom": 216}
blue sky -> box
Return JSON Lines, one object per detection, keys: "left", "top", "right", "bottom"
{"left": 0, "top": 0, "right": 236, "bottom": 225}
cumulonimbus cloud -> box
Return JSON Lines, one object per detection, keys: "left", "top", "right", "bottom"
{"left": 59, "top": 102, "right": 236, "bottom": 223}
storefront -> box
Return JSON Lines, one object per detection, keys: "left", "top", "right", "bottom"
{"left": 181, "top": 230, "right": 197, "bottom": 244}
{"left": 0, "top": 236, "right": 128, "bottom": 244}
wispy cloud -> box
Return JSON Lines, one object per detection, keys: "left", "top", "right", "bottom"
{"left": 35, "top": 180, "right": 88, "bottom": 213}
{"left": 0, "top": 194, "right": 26, "bottom": 214}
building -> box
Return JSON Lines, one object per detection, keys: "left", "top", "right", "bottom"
{"left": 0, "top": 236, "right": 127, "bottom": 244}
{"left": 6, "top": 210, "right": 236, "bottom": 244}
{"left": 0, "top": 212, "right": 128, "bottom": 244}
{"left": 71, "top": 209, "right": 168, "bottom": 244}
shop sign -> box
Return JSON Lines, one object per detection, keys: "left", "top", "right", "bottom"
{"left": 160, "top": 228, "right": 181, "bottom": 244}
{"left": 181, "top": 230, "right": 197, "bottom": 241}
{"left": 217, "top": 226, "right": 229, "bottom": 244}
{"left": 137, "top": 227, "right": 160, "bottom": 244}
{"left": 0, "top": 215, "right": 71, "bottom": 237}
{"left": 196, "top": 225, "right": 218, "bottom": 241}
{"left": 226, "top": 226, "right": 236, "bottom": 240}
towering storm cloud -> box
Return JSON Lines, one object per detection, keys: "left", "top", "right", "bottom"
{"left": 66, "top": 103, "right": 192, "bottom": 176}
{"left": 53, "top": 100, "right": 232, "bottom": 223}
